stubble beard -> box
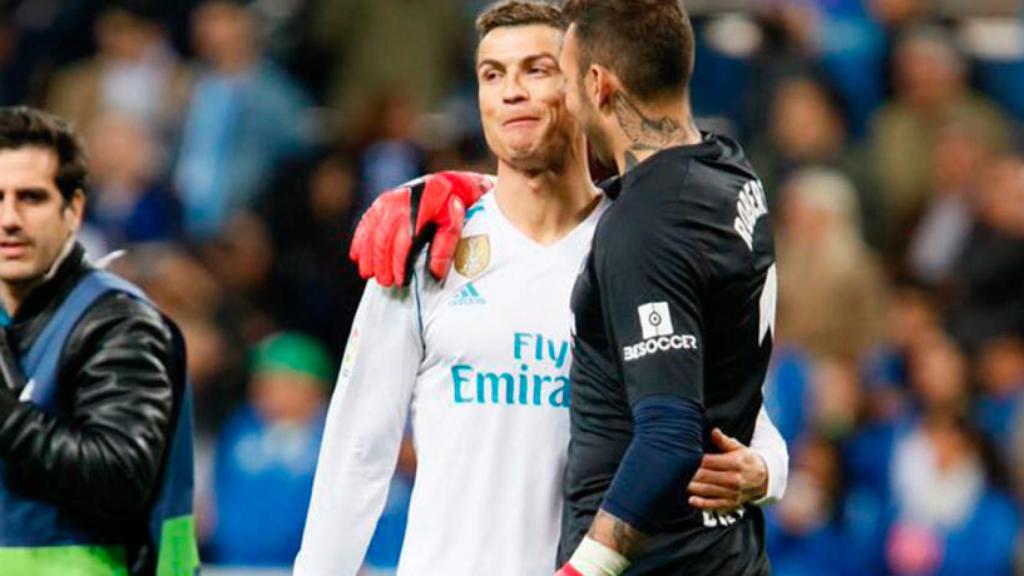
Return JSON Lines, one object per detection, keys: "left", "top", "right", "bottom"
{"left": 583, "top": 119, "right": 614, "bottom": 168}
{"left": 503, "top": 130, "right": 571, "bottom": 177}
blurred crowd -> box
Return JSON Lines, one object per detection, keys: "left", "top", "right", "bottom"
{"left": 1, "top": 0, "right": 1023, "bottom": 573}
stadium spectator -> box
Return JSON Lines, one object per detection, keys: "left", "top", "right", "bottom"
{"left": 767, "top": 433, "right": 875, "bottom": 576}
{"left": 311, "top": 0, "right": 465, "bottom": 124}
{"left": 205, "top": 332, "right": 332, "bottom": 567}
{"left": 351, "top": 92, "right": 428, "bottom": 205}
{"left": 751, "top": 74, "right": 882, "bottom": 244}
{"left": 974, "top": 336, "right": 1024, "bottom": 454}
{"left": 947, "top": 154, "right": 1024, "bottom": 349}
{"left": 84, "top": 112, "right": 181, "bottom": 246}
{"left": 175, "top": 0, "right": 314, "bottom": 240}
{"left": 810, "top": 358, "right": 864, "bottom": 441}
{"left": 869, "top": 25, "right": 1009, "bottom": 246}
{"left": 860, "top": 282, "right": 944, "bottom": 422}
{"left": 906, "top": 115, "right": 1002, "bottom": 286}
{"left": 776, "top": 168, "right": 888, "bottom": 364}
{"left": 766, "top": 0, "right": 887, "bottom": 136}
{"left": 45, "top": 2, "right": 192, "bottom": 139}
{"left": 259, "top": 151, "right": 363, "bottom": 352}
{"left": 202, "top": 211, "right": 287, "bottom": 344}
{"left": 887, "top": 417, "right": 1018, "bottom": 575}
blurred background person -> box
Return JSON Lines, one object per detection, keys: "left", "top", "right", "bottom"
{"left": 84, "top": 111, "right": 181, "bottom": 246}
{"left": 767, "top": 432, "right": 870, "bottom": 576}
{"left": 869, "top": 25, "right": 1010, "bottom": 250}
{"left": 879, "top": 333, "right": 1018, "bottom": 575}
{"left": 174, "top": 0, "right": 314, "bottom": 241}
{"left": 350, "top": 92, "right": 428, "bottom": 205}
{"left": 203, "top": 332, "right": 333, "bottom": 568}
{"left": 974, "top": 336, "right": 1024, "bottom": 466}
{"left": 752, "top": 75, "right": 883, "bottom": 245}
{"left": 310, "top": 0, "right": 465, "bottom": 128}
{"left": 946, "top": 154, "right": 1024, "bottom": 350}
{"left": 905, "top": 115, "right": 1003, "bottom": 288}
{"left": 775, "top": 168, "right": 888, "bottom": 365}
{"left": 258, "top": 149, "right": 363, "bottom": 352}
{"left": 44, "top": 1, "right": 193, "bottom": 140}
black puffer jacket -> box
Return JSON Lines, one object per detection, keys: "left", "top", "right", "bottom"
{"left": 0, "top": 243, "right": 184, "bottom": 575}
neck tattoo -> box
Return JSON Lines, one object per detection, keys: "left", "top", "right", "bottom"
{"left": 613, "top": 91, "right": 696, "bottom": 173}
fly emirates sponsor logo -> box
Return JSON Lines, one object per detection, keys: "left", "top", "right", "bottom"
{"left": 450, "top": 333, "right": 571, "bottom": 408}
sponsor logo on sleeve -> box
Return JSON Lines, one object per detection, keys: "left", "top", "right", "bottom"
{"left": 339, "top": 328, "right": 360, "bottom": 382}
{"left": 623, "top": 301, "right": 698, "bottom": 362}
{"left": 638, "top": 302, "right": 673, "bottom": 339}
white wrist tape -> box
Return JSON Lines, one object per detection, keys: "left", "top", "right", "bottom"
{"left": 568, "top": 536, "right": 631, "bottom": 576}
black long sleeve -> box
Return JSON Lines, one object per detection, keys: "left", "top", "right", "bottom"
{"left": 0, "top": 293, "right": 176, "bottom": 524}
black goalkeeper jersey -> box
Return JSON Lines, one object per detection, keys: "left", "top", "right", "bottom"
{"left": 559, "top": 134, "right": 776, "bottom": 575}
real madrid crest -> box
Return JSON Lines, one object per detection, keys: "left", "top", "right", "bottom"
{"left": 454, "top": 235, "right": 490, "bottom": 279}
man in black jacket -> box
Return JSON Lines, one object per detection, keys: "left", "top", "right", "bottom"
{"left": 0, "top": 106, "right": 197, "bottom": 575}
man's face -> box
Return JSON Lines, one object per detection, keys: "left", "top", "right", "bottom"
{"left": 192, "top": 1, "right": 251, "bottom": 67}
{"left": 559, "top": 25, "right": 614, "bottom": 165}
{"left": 251, "top": 371, "right": 326, "bottom": 424}
{"left": 0, "top": 147, "right": 83, "bottom": 288}
{"left": 477, "top": 24, "right": 577, "bottom": 173}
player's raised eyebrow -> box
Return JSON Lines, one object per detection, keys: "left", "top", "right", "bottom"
{"left": 477, "top": 51, "right": 559, "bottom": 73}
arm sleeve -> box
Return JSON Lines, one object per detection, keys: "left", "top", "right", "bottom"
{"left": 294, "top": 280, "right": 422, "bottom": 576}
{"left": 0, "top": 295, "right": 176, "bottom": 522}
{"left": 750, "top": 405, "right": 789, "bottom": 505}
{"left": 602, "top": 395, "right": 705, "bottom": 533}
{"left": 599, "top": 230, "right": 707, "bottom": 407}
{"left": 595, "top": 221, "right": 710, "bottom": 532}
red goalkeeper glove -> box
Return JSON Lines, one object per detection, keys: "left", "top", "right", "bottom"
{"left": 349, "top": 171, "right": 493, "bottom": 287}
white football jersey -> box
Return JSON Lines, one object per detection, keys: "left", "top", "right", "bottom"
{"left": 294, "top": 191, "right": 787, "bottom": 576}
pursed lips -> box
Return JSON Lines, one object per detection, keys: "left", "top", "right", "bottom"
{"left": 502, "top": 115, "right": 542, "bottom": 128}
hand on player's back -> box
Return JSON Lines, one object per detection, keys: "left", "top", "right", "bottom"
{"left": 686, "top": 428, "right": 769, "bottom": 511}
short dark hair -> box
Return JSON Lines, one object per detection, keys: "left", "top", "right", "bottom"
{"left": 476, "top": 0, "right": 564, "bottom": 41}
{"left": 562, "top": 0, "right": 695, "bottom": 102}
{"left": 0, "top": 106, "right": 88, "bottom": 200}
{"left": 103, "top": 0, "right": 167, "bottom": 22}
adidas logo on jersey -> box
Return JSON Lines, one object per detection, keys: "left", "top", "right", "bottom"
{"left": 449, "top": 282, "right": 486, "bottom": 307}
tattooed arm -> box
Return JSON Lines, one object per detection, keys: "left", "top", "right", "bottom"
{"left": 587, "top": 509, "right": 649, "bottom": 558}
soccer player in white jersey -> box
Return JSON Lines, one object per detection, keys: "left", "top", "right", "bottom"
{"left": 294, "top": 3, "right": 787, "bottom": 575}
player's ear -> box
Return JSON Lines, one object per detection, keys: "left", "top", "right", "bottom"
{"left": 582, "top": 65, "right": 600, "bottom": 108}
{"left": 590, "top": 65, "right": 617, "bottom": 113}
{"left": 62, "top": 189, "right": 86, "bottom": 234}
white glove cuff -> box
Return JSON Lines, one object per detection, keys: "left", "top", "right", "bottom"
{"left": 568, "top": 536, "right": 631, "bottom": 576}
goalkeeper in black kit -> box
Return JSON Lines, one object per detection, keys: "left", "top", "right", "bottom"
{"left": 554, "top": 1, "right": 778, "bottom": 575}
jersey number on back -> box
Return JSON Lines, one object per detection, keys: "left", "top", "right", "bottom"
{"left": 758, "top": 264, "right": 777, "bottom": 346}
